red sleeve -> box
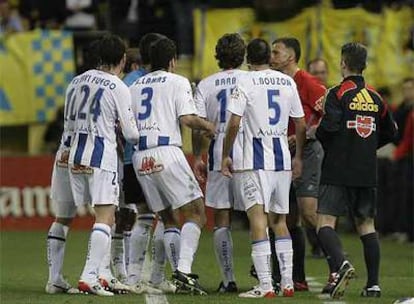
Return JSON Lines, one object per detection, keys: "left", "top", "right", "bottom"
{"left": 394, "top": 110, "right": 414, "bottom": 160}
{"left": 307, "top": 77, "right": 326, "bottom": 116}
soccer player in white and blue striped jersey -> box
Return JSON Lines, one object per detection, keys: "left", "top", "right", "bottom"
{"left": 192, "top": 33, "right": 246, "bottom": 293}
{"left": 45, "top": 74, "right": 80, "bottom": 295}
{"left": 130, "top": 37, "right": 215, "bottom": 295}
{"left": 222, "top": 38, "right": 306, "bottom": 298}
{"left": 67, "top": 35, "right": 139, "bottom": 296}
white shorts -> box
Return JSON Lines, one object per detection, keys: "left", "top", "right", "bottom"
{"left": 205, "top": 171, "right": 244, "bottom": 211}
{"left": 50, "top": 151, "right": 77, "bottom": 218}
{"left": 240, "top": 170, "right": 291, "bottom": 214}
{"left": 68, "top": 164, "right": 119, "bottom": 207}
{"left": 132, "top": 146, "right": 203, "bottom": 213}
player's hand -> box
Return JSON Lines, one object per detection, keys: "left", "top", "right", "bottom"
{"left": 193, "top": 158, "right": 207, "bottom": 183}
{"left": 292, "top": 157, "right": 303, "bottom": 180}
{"left": 221, "top": 156, "right": 233, "bottom": 178}
{"left": 288, "top": 135, "right": 296, "bottom": 151}
{"left": 306, "top": 125, "right": 318, "bottom": 139}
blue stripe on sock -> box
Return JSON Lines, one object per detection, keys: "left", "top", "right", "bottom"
{"left": 251, "top": 238, "right": 269, "bottom": 245}
{"left": 164, "top": 228, "right": 180, "bottom": 234}
{"left": 137, "top": 214, "right": 155, "bottom": 221}
{"left": 276, "top": 236, "right": 292, "bottom": 241}
{"left": 92, "top": 227, "right": 110, "bottom": 238}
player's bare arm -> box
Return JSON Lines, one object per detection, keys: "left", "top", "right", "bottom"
{"left": 180, "top": 114, "right": 215, "bottom": 138}
{"left": 221, "top": 113, "right": 241, "bottom": 178}
{"left": 292, "top": 116, "right": 306, "bottom": 180}
{"left": 192, "top": 127, "right": 207, "bottom": 183}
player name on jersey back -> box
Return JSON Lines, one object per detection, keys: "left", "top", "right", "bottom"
{"left": 130, "top": 70, "right": 197, "bottom": 151}
{"left": 251, "top": 75, "right": 293, "bottom": 86}
{"left": 228, "top": 69, "right": 304, "bottom": 171}
{"left": 69, "top": 69, "right": 138, "bottom": 172}
{"left": 195, "top": 69, "right": 246, "bottom": 171}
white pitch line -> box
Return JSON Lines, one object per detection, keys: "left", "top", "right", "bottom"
{"left": 145, "top": 294, "right": 169, "bottom": 304}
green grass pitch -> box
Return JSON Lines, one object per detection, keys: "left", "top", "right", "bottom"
{"left": 1, "top": 230, "right": 413, "bottom": 303}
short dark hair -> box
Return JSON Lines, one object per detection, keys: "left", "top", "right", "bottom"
{"left": 150, "top": 38, "right": 176, "bottom": 71}
{"left": 215, "top": 33, "right": 245, "bottom": 69}
{"left": 246, "top": 38, "right": 270, "bottom": 65}
{"left": 124, "top": 48, "right": 142, "bottom": 73}
{"left": 273, "top": 37, "right": 301, "bottom": 63}
{"left": 98, "top": 35, "right": 126, "bottom": 67}
{"left": 83, "top": 39, "right": 101, "bottom": 70}
{"left": 307, "top": 57, "right": 328, "bottom": 71}
{"left": 139, "top": 33, "right": 166, "bottom": 65}
{"left": 341, "top": 42, "right": 367, "bottom": 73}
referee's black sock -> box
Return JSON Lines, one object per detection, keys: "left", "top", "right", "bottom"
{"left": 360, "top": 232, "right": 380, "bottom": 287}
{"left": 306, "top": 227, "right": 322, "bottom": 255}
{"left": 318, "top": 226, "right": 345, "bottom": 272}
{"left": 290, "top": 226, "right": 306, "bottom": 282}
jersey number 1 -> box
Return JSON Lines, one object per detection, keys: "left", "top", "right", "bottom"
{"left": 216, "top": 88, "right": 234, "bottom": 123}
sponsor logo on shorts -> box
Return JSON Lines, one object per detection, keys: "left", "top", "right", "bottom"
{"left": 70, "top": 164, "right": 94, "bottom": 174}
{"left": 347, "top": 115, "right": 376, "bottom": 138}
{"left": 138, "top": 157, "right": 164, "bottom": 175}
{"left": 56, "top": 151, "right": 69, "bottom": 168}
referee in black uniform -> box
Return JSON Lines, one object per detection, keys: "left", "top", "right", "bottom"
{"left": 315, "top": 42, "right": 397, "bottom": 300}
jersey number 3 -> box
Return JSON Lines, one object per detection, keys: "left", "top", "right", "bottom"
{"left": 138, "top": 87, "right": 153, "bottom": 120}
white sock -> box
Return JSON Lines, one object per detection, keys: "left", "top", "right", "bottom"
{"left": 275, "top": 237, "right": 293, "bottom": 288}
{"left": 164, "top": 227, "right": 180, "bottom": 272}
{"left": 123, "top": 230, "right": 132, "bottom": 269}
{"left": 214, "top": 226, "right": 235, "bottom": 286}
{"left": 47, "top": 222, "right": 69, "bottom": 283}
{"left": 99, "top": 232, "right": 113, "bottom": 279}
{"left": 111, "top": 224, "right": 127, "bottom": 280}
{"left": 251, "top": 239, "right": 272, "bottom": 291}
{"left": 150, "top": 220, "right": 166, "bottom": 285}
{"left": 81, "top": 223, "right": 111, "bottom": 283}
{"left": 127, "top": 217, "right": 152, "bottom": 285}
{"left": 177, "top": 222, "right": 201, "bottom": 274}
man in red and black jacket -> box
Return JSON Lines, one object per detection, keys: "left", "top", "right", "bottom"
{"left": 316, "top": 42, "right": 397, "bottom": 300}
{"left": 269, "top": 37, "right": 326, "bottom": 291}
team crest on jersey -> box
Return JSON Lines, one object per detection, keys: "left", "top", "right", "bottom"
{"left": 346, "top": 115, "right": 376, "bottom": 138}
{"left": 138, "top": 157, "right": 164, "bottom": 175}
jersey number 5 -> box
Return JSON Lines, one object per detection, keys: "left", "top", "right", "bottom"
{"left": 138, "top": 87, "right": 153, "bottom": 120}
{"left": 268, "top": 89, "right": 281, "bottom": 125}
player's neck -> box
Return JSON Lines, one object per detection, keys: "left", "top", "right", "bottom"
{"left": 342, "top": 70, "right": 362, "bottom": 78}
{"left": 249, "top": 64, "right": 269, "bottom": 71}
{"left": 283, "top": 65, "right": 299, "bottom": 78}
{"left": 98, "top": 65, "right": 121, "bottom": 77}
